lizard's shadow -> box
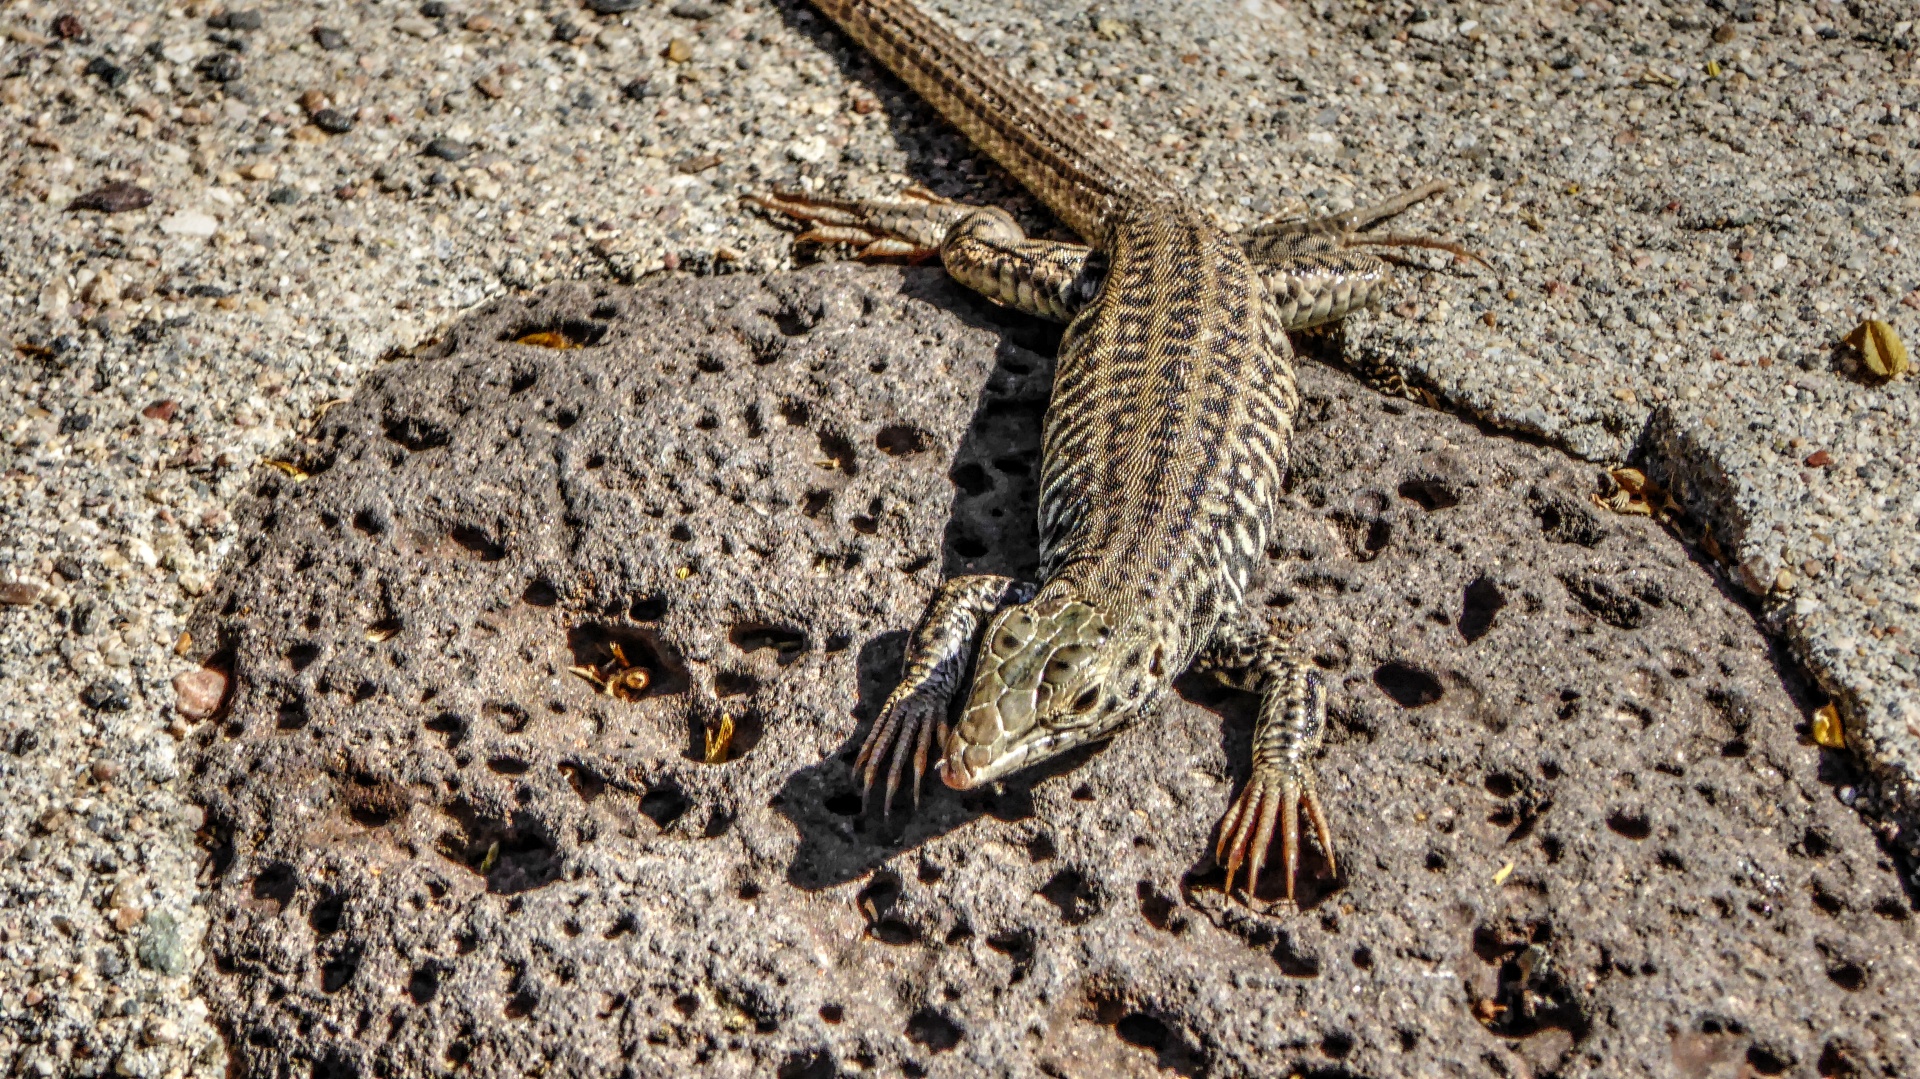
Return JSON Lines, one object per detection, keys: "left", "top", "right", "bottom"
{"left": 773, "top": 275, "right": 1078, "bottom": 891}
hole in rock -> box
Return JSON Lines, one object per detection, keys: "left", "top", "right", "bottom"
{"left": 384, "top": 416, "right": 452, "bottom": 452}
{"left": 309, "top": 893, "right": 346, "bottom": 935}
{"left": 276, "top": 699, "right": 310, "bottom": 731}
{"left": 1460, "top": 577, "right": 1506, "bottom": 643}
{"left": 1606, "top": 811, "right": 1652, "bottom": 840}
{"left": 823, "top": 791, "right": 861, "bottom": 816}
{"left": 819, "top": 1004, "right": 844, "bottom": 1024}
{"left": 503, "top": 318, "right": 608, "bottom": 348}
{"left": 319, "top": 950, "right": 361, "bottom": 995}
{"left": 1374, "top": 662, "right": 1444, "bottom": 708}
{"left": 685, "top": 709, "right": 763, "bottom": 764}
{"left": 730, "top": 624, "right": 809, "bottom": 664}
{"left": 779, "top": 399, "right": 811, "bottom": 426}
{"left": 287, "top": 642, "right": 321, "bottom": 672}
{"left": 1038, "top": 869, "right": 1102, "bottom": 925}
{"left": 875, "top": 424, "right": 932, "bottom": 457}
{"left": 904, "top": 1008, "right": 962, "bottom": 1052}
{"left": 640, "top": 786, "right": 689, "bottom": 830}
{"left": 1397, "top": 476, "right": 1461, "bottom": 511}
{"left": 523, "top": 580, "right": 559, "bottom": 607}
{"left": 950, "top": 461, "right": 993, "bottom": 496}
{"left": 816, "top": 430, "right": 858, "bottom": 475}
{"left": 437, "top": 805, "right": 562, "bottom": 895}
{"left": 1827, "top": 963, "right": 1866, "bottom": 991}
{"left": 449, "top": 525, "right": 506, "bottom": 562}
{"left": 408, "top": 965, "right": 441, "bottom": 1005}
{"left": 251, "top": 864, "right": 297, "bottom": 912}
{"left": 566, "top": 624, "right": 687, "bottom": 700}
{"left": 352, "top": 509, "right": 386, "bottom": 536}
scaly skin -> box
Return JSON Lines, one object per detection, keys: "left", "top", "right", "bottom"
{"left": 762, "top": 0, "right": 1475, "bottom": 904}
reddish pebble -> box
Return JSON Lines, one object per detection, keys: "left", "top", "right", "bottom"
{"left": 143, "top": 399, "right": 178, "bottom": 421}
{"left": 1803, "top": 450, "right": 1832, "bottom": 468}
{"left": 112, "top": 906, "right": 147, "bottom": 932}
{"left": 174, "top": 667, "right": 230, "bottom": 719}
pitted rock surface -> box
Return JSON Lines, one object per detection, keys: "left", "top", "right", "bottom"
{"left": 187, "top": 266, "right": 1918, "bottom": 1079}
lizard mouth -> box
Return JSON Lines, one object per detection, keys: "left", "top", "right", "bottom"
{"left": 938, "top": 731, "right": 1071, "bottom": 790}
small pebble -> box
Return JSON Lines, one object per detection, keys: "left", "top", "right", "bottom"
{"left": 81, "top": 679, "right": 132, "bottom": 712}
{"left": 209, "top": 9, "right": 265, "bottom": 31}
{"left": 66, "top": 182, "right": 152, "bottom": 214}
{"left": 0, "top": 581, "right": 43, "bottom": 605}
{"left": 299, "top": 89, "right": 330, "bottom": 114}
{"left": 312, "top": 26, "right": 347, "bottom": 49}
{"left": 666, "top": 37, "right": 694, "bottom": 62}
{"left": 267, "top": 186, "right": 300, "bottom": 205}
{"left": 84, "top": 57, "right": 127, "bottom": 88}
{"left": 136, "top": 911, "right": 187, "bottom": 975}
{"left": 173, "top": 668, "right": 229, "bottom": 719}
{"left": 51, "top": 13, "right": 85, "bottom": 40}
{"left": 312, "top": 108, "right": 354, "bottom": 134}
{"left": 198, "top": 53, "right": 243, "bottom": 83}
{"left": 585, "top": 0, "right": 647, "bottom": 12}
{"left": 424, "top": 137, "right": 470, "bottom": 161}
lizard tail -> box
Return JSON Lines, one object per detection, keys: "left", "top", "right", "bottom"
{"left": 808, "top": 0, "right": 1172, "bottom": 244}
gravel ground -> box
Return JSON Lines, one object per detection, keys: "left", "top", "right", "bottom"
{"left": 0, "top": 0, "right": 1913, "bottom": 1075}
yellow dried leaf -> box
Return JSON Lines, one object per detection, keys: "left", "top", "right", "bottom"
{"left": 674, "top": 565, "right": 693, "bottom": 579}
{"left": 1812, "top": 703, "right": 1845, "bottom": 748}
{"left": 704, "top": 711, "right": 736, "bottom": 764}
{"left": 477, "top": 841, "right": 500, "bottom": 874}
{"left": 174, "top": 630, "right": 192, "bottom": 656}
{"left": 1705, "top": 59, "right": 1722, "bottom": 78}
{"left": 1492, "top": 860, "right": 1515, "bottom": 885}
{"left": 366, "top": 625, "right": 399, "bottom": 642}
{"left": 262, "top": 459, "right": 308, "bottom": 481}
{"left": 608, "top": 667, "right": 651, "bottom": 701}
{"left": 515, "top": 331, "right": 579, "bottom": 349}
{"left": 1845, "top": 319, "right": 1909, "bottom": 379}
{"left": 1611, "top": 467, "right": 1648, "bottom": 495}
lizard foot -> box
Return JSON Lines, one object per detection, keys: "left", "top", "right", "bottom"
{"left": 855, "top": 679, "right": 949, "bottom": 820}
{"left": 1215, "top": 754, "right": 1337, "bottom": 905}
{"left": 747, "top": 186, "right": 964, "bottom": 260}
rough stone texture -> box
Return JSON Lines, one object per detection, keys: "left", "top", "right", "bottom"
{"left": 189, "top": 267, "right": 1918, "bottom": 1078}
{"left": 3, "top": 2, "right": 1917, "bottom": 1074}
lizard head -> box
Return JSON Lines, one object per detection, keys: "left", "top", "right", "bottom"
{"left": 938, "top": 595, "right": 1170, "bottom": 790}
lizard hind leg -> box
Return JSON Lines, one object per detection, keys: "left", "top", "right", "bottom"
{"left": 1196, "top": 615, "right": 1337, "bottom": 905}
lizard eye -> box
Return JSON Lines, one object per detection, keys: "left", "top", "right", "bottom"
{"left": 1069, "top": 685, "right": 1101, "bottom": 714}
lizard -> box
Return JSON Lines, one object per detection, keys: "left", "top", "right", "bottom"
{"left": 753, "top": 0, "right": 1478, "bottom": 904}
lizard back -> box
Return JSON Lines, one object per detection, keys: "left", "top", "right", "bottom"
{"left": 1037, "top": 206, "right": 1297, "bottom": 662}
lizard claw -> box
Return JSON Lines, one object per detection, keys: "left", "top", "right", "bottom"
{"left": 856, "top": 687, "right": 943, "bottom": 821}
{"left": 1215, "top": 760, "right": 1337, "bottom": 904}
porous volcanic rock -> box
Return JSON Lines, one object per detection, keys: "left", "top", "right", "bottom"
{"left": 187, "top": 266, "right": 1917, "bottom": 1078}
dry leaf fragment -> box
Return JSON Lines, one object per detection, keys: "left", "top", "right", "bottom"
{"left": 1845, "top": 319, "right": 1909, "bottom": 379}
{"left": 1492, "top": 860, "right": 1515, "bottom": 885}
{"left": 477, "top": 841, "right": 500, "bottom": 874}
{"left": 262, "top": 460, "right": 309, "bottom": 481}
{"left": 515, "top": 331, "right": 579, "bottom": 349}
{"left": 1812, "top": 703, "right": 1845, "bottom": 749}
{"left": 704, "top": 711, "right": 736, "bottom": 764}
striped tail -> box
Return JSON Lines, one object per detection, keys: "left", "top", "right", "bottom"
{"left": 808, "top": 0, "right": 1174, "bottom": 244}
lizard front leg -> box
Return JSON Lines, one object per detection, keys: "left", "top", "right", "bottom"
{"left": 1194, "top": 610, "right": 1335, "bottom": 904}
{"left": 860, "top": 574, "right": 1037, "bottom": 818}
{"left": 751, "top": 188, "right": 1105, "bottom": 322}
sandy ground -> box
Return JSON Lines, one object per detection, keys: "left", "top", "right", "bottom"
{"left": 0, "top": 0, "right": 1914, "bottom": 1074}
